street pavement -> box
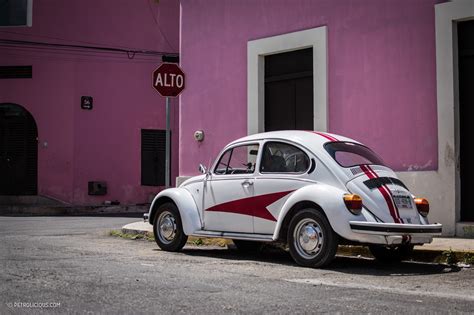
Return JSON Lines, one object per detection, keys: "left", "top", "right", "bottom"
{"left": 1, "top": 216, "right": 473, "bottom": 314}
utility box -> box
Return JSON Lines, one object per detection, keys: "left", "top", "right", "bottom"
{"left": 88, "top": 181, "right": 107, "bottom": 195}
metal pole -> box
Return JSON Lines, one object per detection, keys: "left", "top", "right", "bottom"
{"left": 165, "top": 96, "right": 170, "bottom": 188}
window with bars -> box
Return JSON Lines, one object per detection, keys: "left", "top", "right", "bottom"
{"left": 0, "top": 66, "right": 32, "bottom": 79}
{"left": 0, "top": 0, "right": 32, "bottom": 27}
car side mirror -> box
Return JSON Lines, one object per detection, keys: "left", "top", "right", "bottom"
{"left": 198, "top": 164, "right": 207, "bottom": 174}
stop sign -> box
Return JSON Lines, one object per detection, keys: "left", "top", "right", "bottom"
{"left": 152, "top": 63, "right": 185, "bottom": 97}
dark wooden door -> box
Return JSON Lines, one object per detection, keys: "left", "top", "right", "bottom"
{"left": 458, "top": 20, "right": 474, "bottom": 221}
{"left": 0, "top": 103, "right": 38, "bottom": 195}
{"left": 264, "top": 48, "right": 313, "bottom": 131}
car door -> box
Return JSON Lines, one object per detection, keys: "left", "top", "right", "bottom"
{"left": 253, "top": 141, "right": 313, "bottom": 234}
{"left": 203, "top": 143, "right": 260, "bottom": 233}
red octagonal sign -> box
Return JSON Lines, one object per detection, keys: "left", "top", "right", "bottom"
{"left": 152, "top": 63, "right": 185, "bottom": 97}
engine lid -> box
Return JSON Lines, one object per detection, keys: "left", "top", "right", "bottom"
{"left": 346, "top": 165, "right": 420, "bottom": 224}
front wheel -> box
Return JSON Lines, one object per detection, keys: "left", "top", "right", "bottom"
{"left": 287, "top": 208, "right": 338, "bottom": 268}
{"left": 369, "top": 244, "right": 414, "bottom": 263}
{"left": 153, "top": 202, "right": 188, "bottom": 252}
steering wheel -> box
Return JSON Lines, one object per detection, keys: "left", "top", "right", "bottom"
{"left": 242, "top": 162, "right": 253, "bottom": 169}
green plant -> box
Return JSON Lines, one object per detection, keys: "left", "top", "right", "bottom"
{"left": 193, "top": 238, "right": 204, "bottom": 246}
{"left": 463, "top": 253, "right": 474, "bottom": 265}
{"left": 442, "top": 248, "right": 459, "bottom": 265}
{"left": 108, "top": 230, "right": 145, "bottom": 240}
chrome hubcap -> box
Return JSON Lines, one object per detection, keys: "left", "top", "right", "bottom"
{"left": 294, "top": 218, "right": 323, "bottom": 259}
{"left": 158, "top": 211, "right": 177, "bottom": 244}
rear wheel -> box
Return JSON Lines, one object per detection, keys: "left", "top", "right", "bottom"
{"left": 153, "top": 202, "right": 188, "bottom": 252}
{"left": 287, "top": 208, "right": 338, "bottom": 268}
{"left": 369, "top": 244, "right": 414, "bottom": 263}
{"left": 232, "top": 240, "right": 263, "bottom": 253}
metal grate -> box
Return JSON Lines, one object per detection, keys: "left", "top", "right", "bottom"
{"left": 0, "top": 66, "right": 32, "bottom": 79}
{"left": 350, "top": 166, "right": 363, "bottom": 176}
{"left": 141, "top": 129, "right": 167, "bottom": 186}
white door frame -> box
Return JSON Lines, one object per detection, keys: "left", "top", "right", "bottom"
{"left": 247, "top": 26, "right": 328, "bottom": 135}
{"left": 435, "top": 0, "right": 474, "bottom": 235}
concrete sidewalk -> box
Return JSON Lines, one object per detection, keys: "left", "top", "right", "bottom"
{"left": 1, "top": 205, "right": 148, "bottom": 217}
{"left": 0, "top": 195, "right": 149, "bottom": 216}
{"left": 122, "top": 221, "right": 474, "bottom": 256}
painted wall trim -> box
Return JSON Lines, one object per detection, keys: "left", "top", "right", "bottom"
{"left": 247, "top": 26, "right": 328, "bottom": 135}
{"left": 431, "top": 0, "right": 474, "bottom": 236}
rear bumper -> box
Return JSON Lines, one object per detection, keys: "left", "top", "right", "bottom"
{"left": 349, "top": 221, "right": 442, "bottom": 235}
{"left": 347, "top": 221, "right": 442, "bottom": 245}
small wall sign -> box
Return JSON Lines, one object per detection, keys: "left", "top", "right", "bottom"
{"left": 81, "top": 96, "right": 93, "bottom": 110}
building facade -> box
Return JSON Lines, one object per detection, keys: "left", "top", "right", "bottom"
{"left": 0, "top": 0, "right": 180, "bottom": 205}
{"left": 178, "top": 0, "right": 474, "bottom": 236}
{"left": 2, "top": 0, "right": 473, "bottom": 237}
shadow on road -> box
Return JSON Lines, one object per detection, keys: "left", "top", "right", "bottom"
{"left": 176, "top": 246, "right": 461, "bottom": 276}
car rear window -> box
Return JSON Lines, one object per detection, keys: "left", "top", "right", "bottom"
{"left": 324, "top": 142, "right": 385, "bottom": 168}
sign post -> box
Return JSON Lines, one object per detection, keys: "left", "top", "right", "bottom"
{"left": 165, "top": 96, "right": 170, "bottom": 188}
{"left": 152, "top": 63, "right": 185, "bottom": 187}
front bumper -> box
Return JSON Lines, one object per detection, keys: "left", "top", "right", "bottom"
{"left": 349, "top": 221, "right": 442, "bottom": 235}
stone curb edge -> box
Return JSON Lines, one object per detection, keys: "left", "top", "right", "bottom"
{"left": 1, "top": 205, "right": 149, "bottom": 216}
{"left": 120, "top": 226, "right": 473, "bottom": 264}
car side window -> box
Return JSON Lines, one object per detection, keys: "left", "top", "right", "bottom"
{"left": 260, "top": 142, "right": 310, "bottom": 173}
{"left": 214, "top": 144, "right": 259, "bottom": 175}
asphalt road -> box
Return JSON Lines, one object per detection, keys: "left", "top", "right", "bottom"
{"left": 1, "top": 216, "right": 473, "bottom": 314}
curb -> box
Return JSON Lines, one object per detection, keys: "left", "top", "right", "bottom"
{"left": 120, "top": 222, "right": 473, "bottom": 265}
{"left": 1, "top": 204, "right": 149, "bottom": 216}
{"left": 338, "top": 245, "right": 473, "bottom": 265}
{"left": 122, "top": 226, "right": 153, "bottom": 236}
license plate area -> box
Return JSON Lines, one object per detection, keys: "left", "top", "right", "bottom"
{"left": 393, "top": 195, "right": 413, "bottom": 209}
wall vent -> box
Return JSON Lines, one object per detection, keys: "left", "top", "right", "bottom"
{"left": 141, "top": 129, "right": 167, "bottom": 186}
{"left": 0, "top": 66, "right": 32, "bottom": 79}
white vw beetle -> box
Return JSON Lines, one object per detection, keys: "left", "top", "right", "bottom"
{"left": 145, "top": 131, "right": 442, "bottom": 267}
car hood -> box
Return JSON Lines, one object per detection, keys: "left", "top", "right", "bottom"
{"left": 179, "top": 174, "right": 206, "bottom": 187}
{"left": 346, "top": 165, "right": 421, "bottom": 224}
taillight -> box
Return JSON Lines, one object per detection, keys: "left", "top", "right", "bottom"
{"left": 344, "top": 194, "right": 363, "bottom": 215}
{"left": 415, "top": 198, "right": 429, "bottom": 217}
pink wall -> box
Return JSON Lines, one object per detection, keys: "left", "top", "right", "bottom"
{"left": 0, "top": 0, "right": 180, "bottom": 204}
{"left": 179, "top": 0, "right": 444, "bottom": 176}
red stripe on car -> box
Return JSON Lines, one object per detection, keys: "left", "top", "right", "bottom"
{"left": 366, "top": 165, "right": 402, "bottom": 223}
{"left": 205, "top": 190, "right": 295, "bottom": 222}
{"left": 311, "top": 131, "right": 338, "bottom": 142}
{"left": 361, "top": 165, "right": 402, "bottom": 224}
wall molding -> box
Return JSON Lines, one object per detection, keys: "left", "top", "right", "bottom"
{"left": 247, "top": 26, "right": 328, "bottom": 135}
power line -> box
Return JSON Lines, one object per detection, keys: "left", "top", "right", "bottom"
{"left": 0, "top": 46, "right": 163, "bottom": 64}
{"left": 0, "top": 38, "right": 178, "bottom": 59}
{"left": 0, "top": 30, "right": 146, "bottom": 51}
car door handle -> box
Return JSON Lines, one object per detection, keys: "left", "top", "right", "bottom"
{"left": 241, "top": 180, "right": 254, "bottom": 187}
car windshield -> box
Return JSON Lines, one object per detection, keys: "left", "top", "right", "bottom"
{"left": 324, "top": 142, "right": 385, "bottom": 168}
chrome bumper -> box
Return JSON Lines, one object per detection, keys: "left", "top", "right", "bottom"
{"left": 349, "top": 221, "right": 442, "bottom": 236}
{"left": 143, "top": 213, "right": 149, "bottom": 223}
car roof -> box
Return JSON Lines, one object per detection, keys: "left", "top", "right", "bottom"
{"left": 227, "top": 130, "right": 361, "bottom": 150}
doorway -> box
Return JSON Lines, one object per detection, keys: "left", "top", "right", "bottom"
{"left": 264, "top": 48, "right": 313, "bottom": 131}
{"left": 458, "top": 20, "right": 474, "bottom": 221}
{"left": 0, "top": 103, "right": 38, "bottom": 195}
